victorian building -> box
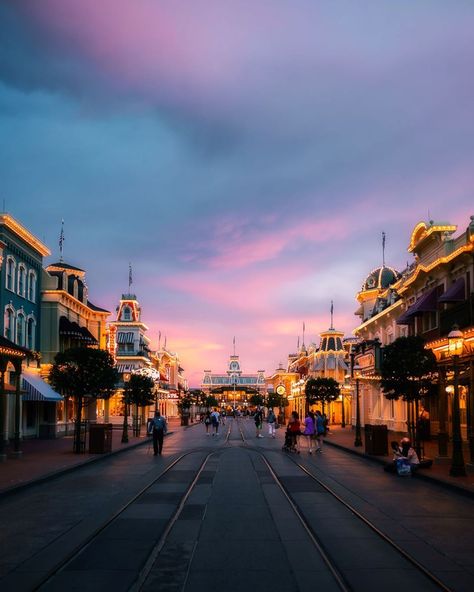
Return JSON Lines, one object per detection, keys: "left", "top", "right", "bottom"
{"left": 352, "top": 216, "right": 474, "bottom": 462}
{"left": 0, "top": 214, "right": 65, "bottom": 447}
{"left": 40, "top": 259, "right": 109, "bottom": 434}
{"left": 107, "top": 292, "right": 152, "bottom": 418}
{"left": 201, "top": 350, "right": 266, "bottom": 409}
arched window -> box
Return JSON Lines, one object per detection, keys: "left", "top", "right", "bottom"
{"left": 28, "top": 270, "right": 37, "bottom": 302}
{"left": 73, "top": 279, "right": 79, "bottom": 300}
{"left": 16, "top": 312, "right": 25, "bottom": 346}
{"left": 122, "top": 306, "right": 131, "bottom": 321}
{"left": 18, "top": 264, "right": 26, "bottom": 297}
{"left": 27, "top": 316, "right": 36, "bottom": 350}
{"left": 6, "top": 256, "right": 16, "bottom": 291}
{"left": 4, "top": 306, "right": 14, "bottom": 341}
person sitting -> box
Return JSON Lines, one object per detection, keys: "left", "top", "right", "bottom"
{"left": 384, "top": 438, "right": 420, "bottom": 474}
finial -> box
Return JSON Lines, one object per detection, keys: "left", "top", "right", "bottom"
{"left": 233, "top": 336, "right": 236, "bottom": 356}
{"left": 302, "top": 322, "right": 305, "bottom": 347}
{"left": 330, "top": 300, "right": 334, "bottom": 329}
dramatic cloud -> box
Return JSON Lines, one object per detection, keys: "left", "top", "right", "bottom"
{"left": 1, "top": 1, "right": 473, "bottom": 385}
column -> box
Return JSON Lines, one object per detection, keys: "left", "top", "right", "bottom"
{"left": 468, "top": 360, "right": 474, "bottom": 466}
{"left": 0, "top": 358, "right": 8, "bottom": 462}
{"left": 437, "top": 367, "right": 449, "bottom": 459}
{"left": 12, "top": 360, "right": 23, "bottom": 457}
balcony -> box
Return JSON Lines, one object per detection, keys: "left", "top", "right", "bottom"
{"left": 439, "top": 295, "right": 474, "bottom": 335}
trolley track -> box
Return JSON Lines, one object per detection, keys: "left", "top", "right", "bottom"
{"left": 236, "top": 418, "right": 451, "bottom": 592}
{"left": 33, "top": 450, "right": 213, "bottom": 591}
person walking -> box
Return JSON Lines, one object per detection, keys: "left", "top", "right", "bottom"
{"left": 302, "top": 410, "right": 315, "bottom": 453}
{"left": 255, "top": 406, "right": 264, "bottom": 438}
{"left": 267, "top": 408, "right": 277, "bottom": 438}
{"left": 288, "top": 411, "right": 301, "bottom": 452}
{"left": 150, "top": 411, "right": 167, "bottom": 456}
{"left": 315, "top": 410, "right": 325, "bottom": 453}
{"left": 204, "top": 410, "right": 211, "bottom": 435}
{"left": 211, "top": 408, "right": 220, "bottom": 436}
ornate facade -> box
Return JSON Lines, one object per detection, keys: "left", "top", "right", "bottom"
{"left": 201, "top": 353, "right": 266, "bottom": 409}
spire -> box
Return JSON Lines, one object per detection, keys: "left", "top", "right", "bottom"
{"left": 233, "top": 335, "right": 236, "bottom": 356}
{"left": 297, "top": 335, "right": 300, "bottom": 351}
{"left": 59, "top": 219, "right": 65, "bottom": 262}
{"left": 330, "top": 300, "right": 334, "bottom": 330}
{"left": 158, "top": 330, "right": 161, "bottom": 350}
{"left": 302, "top": 322, "right": 306, "bottom": 347}
{"left": 382, "top": 231, "right": 386, "bottom": 267}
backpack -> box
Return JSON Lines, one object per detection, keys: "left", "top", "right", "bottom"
{"left": 396, "top": 458, "right": 412, "bottom": 476}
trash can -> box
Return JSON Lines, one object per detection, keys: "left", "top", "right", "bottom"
{"left": 89, "top": 423, "right": 113, "bottom": 454}
{"left": 364, "top": 424, "right": 388, "bottom": 455}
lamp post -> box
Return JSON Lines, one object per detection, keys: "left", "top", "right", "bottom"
{"left": 448, "top": 327, "right": 466, "bottom": 477}
{"left": 121, "top": 373, "right": 130, "bottom": 444}
{"left": 350, "top": 352, "right": 362, "bottom": 447}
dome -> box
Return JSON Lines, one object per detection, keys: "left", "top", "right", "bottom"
{"left": 361, "top": 266, "right": 400, "bottom": 292}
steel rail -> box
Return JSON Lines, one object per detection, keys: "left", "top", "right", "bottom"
{"left": 132, "top": 451, "right": 214, "bottom": 591}
{"left": 284, "top": 455, "right": 453, "bottom": 592}
{"left": 34, "top": 450, "right": 206, "bottom": 591}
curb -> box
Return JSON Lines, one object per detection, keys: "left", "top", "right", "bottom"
{"left": 324, "top": 438, "right": 474, "bottom": 500}
{"left": 0, "top": 432, "right": 174, "bottom": 500}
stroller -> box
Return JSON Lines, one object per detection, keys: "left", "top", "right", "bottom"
{"left": 282, "top": 428, "right": 299, "bottom": 453}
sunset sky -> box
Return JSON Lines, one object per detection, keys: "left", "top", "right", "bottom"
{"left": 1, "top": 1, "right": 473, "bottom": 386}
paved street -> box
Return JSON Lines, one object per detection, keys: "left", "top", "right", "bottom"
{"left": 0, "top": 418, "right": 473, "bottom": 592}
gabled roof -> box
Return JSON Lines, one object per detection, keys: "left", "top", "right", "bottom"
{"left": 47, "top": 261, "right": 85, "bottom": 272}
{"left": 87, "top": 300, "right": 110, "bottom": 313}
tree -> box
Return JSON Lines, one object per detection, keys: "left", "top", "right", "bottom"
{"left": 380, "top": 335, "right": 437, "bottom": 457}
{"left": 123, "top": 374, "right": 155, "bottom": 438}
{"left": 204, "top": 394, "right": 218, "bottom": 409}
{"left": 50, "top": 348, "right": 118, "bottom": 453}
{"left": 266, "top": 392, "right": 289, "bottom": 410}
{"left": 249, "top": 393, "right": 264, "bottom": 407}
{"left": 305, "top": 377, "right": 340, "bottom": 415}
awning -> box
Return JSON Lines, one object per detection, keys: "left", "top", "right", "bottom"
{"left": 116, "top": 364, "right": 135, "bottom": 373}
{"left": 22, "top": 372, "right": 63, "bottom": 402}
{"left": 397, "top": 288, "right": 438, "bottom": 325}
{"left": 80, "top": 326, "right": 98, "bottom": 344}
{"left": 117, "top": 332, "right": 134, "bottom": 344}
{"left": 439, "top": 278, "right": 465, "bottom": 303}
{"left": 59, "top": 316, "right": 83, "bottom": 338}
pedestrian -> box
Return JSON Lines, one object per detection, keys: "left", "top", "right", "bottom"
{"left": 221, "top": 410, "right": 226, "bottom": 426}
{"left": 302, "top": 410, "right": 315, "bottom": 453}
{"left": 255, "top": 406, "right": 264, "bottom": 438}
{"left": 267, "top": 407, "right": 277, "bottom": 438}
{"left": 315, "top": 410, "right": 325, "bottom": 452}
{"left": 150, "top": 411, "right": 167, "bottom": 456}
{"left": 211, "top": 408, "right": 220, "bottom": 436}
{"left": 204, "top": 410, "right": 211, "bottom": 435}
{"left": 288, "top": 411, "right": 301, "bottom": 452}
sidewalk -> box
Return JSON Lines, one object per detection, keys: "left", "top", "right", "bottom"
{"left": 0, "top": 418, "right": 187, "bottom": 496}
{"left": 325, "top": 425, "right": 474, "bottom": 496}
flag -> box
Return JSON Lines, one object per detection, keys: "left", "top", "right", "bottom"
{"left": 129, "top": 263, "right": 133, "bottom": 288}
{"left": 331, "top": 300, "right": 334, "bottom": 315}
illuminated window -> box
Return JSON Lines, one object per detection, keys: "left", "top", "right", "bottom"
{"left": 4, "top": 306, "right": 14, "bottom": 341}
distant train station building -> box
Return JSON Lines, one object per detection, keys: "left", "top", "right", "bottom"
{"left": 201, "top": 352, "right": 266, "bottom": 409}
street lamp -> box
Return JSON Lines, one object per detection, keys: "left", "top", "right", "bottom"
{"left": 448, "top": 326, "right": 466, "bottom": 477}
{"left": 350, "top": 352, "right": 362, "bottom": 447}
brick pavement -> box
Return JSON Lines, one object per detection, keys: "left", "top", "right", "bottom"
{"left": 0, "top": 417, "right": 192, "bottom": 495}
{"left": 324, "top": 425, "right": 474, "bottom": 495}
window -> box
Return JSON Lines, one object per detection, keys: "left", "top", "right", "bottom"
{"left": 6, "top": 256, "right": 15, "bottom": 291}
{"left": 122, "top": 306, "right": 131, "bottom": 321}
{"left": 28, "top": 270, "right": 37, "bottom": 302}
{"left": 4, "top": 307, "right": 14, "bottom": 341}
{"left": 16, "top": 313, "right": 25, "bottom": 346}
{"left": 27, "top": 317, "right": 36, "bottom": 350}
{"left": 422, "top": 311, "right": 438, "bottom": 333}
{"left": 18, "top": 264, "right": 26, "bottom": 297}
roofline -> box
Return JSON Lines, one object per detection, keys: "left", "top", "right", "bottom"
{"left": 0, "top": 214, "right": 51, "bottom": 257}
{"left": 353, "top": 298, "right": 403, "bottom": 333}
